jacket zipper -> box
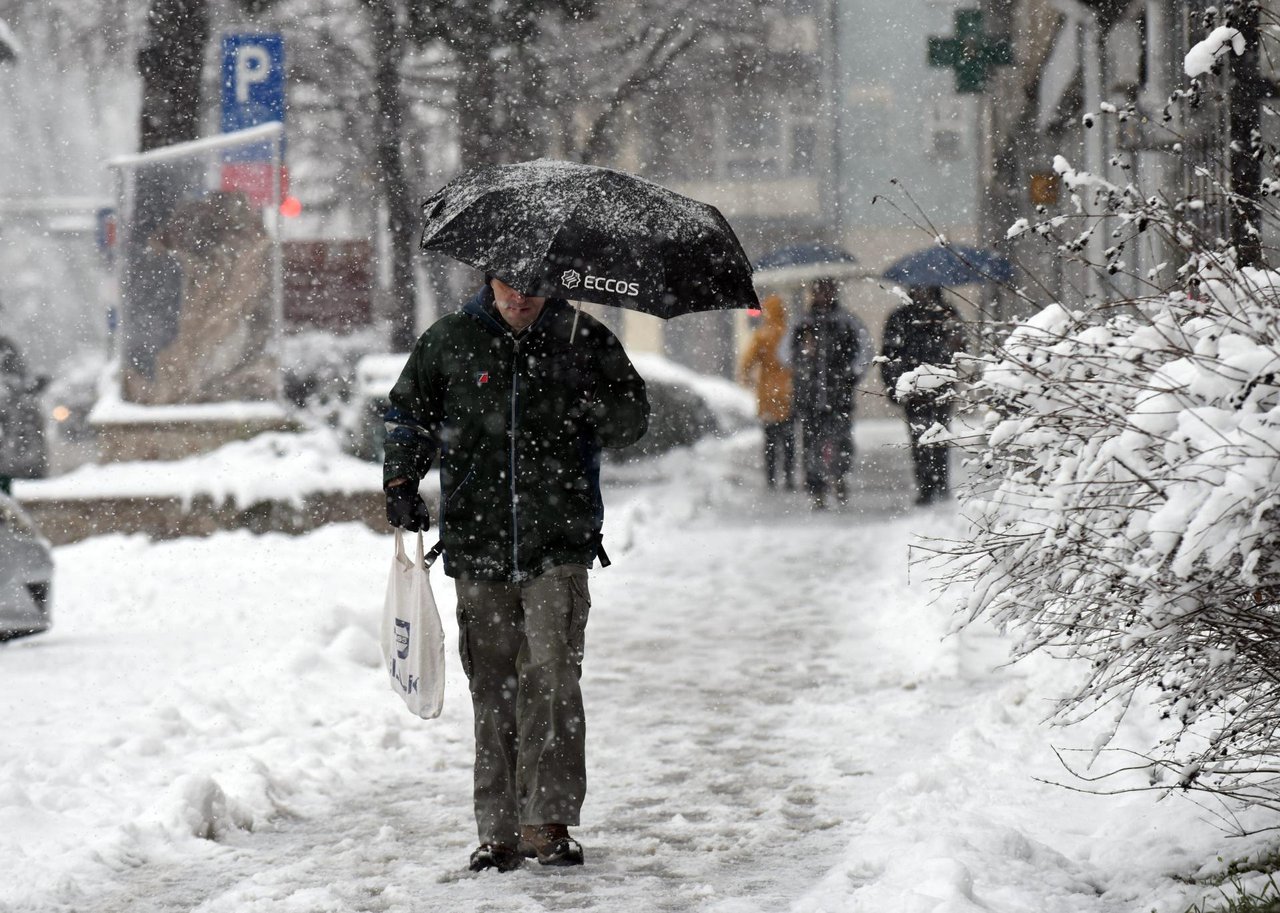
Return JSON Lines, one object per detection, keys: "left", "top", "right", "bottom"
{"left": 444, "top": 468, "right": 475, "bottom": 505}
{"left": 509, "top": 338, "right": 522, "bottom": 580}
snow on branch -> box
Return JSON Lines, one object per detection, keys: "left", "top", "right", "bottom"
{"left": 935, "top": 134, "right": 1280, "bottom": 811}
{"left": 1185, "top": 26, "right": 1246, "bottom": 78}
{"left": 940, "top": 262, "right": 1280, "bottom": 808}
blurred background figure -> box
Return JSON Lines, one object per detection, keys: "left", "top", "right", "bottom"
{"left": 737, "top": 294, "right": 795, "bottom": 490}
{"left": 790, "top": 278, "right": 871, "bottom": 510}
{"left": 0, "top": 331, "right": 48, "bottom": 495}
{"left": 879, "top": 286, "right": 964, "bottom": 506}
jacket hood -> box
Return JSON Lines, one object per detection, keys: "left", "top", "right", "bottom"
{"left": 461, "top": 285, "right": 572, "bottom": 336}
{"left": 761, "top": 294, "right": 786, "bottom": 330}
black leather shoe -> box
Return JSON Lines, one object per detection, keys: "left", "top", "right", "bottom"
{"left": 469, "top": 843, "right": 523, "bottom": 873}
{"left": 518, "top": 824, "right": 584, "bottom": 866}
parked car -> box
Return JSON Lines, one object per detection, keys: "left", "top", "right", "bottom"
{"left": 344, "top": 351, "right": 753, "bottom": 464}
{"left": 0, "top": 335, "right": 49, "bottom": 486}
{"left": 0, "top": 492, "right": 52, "bottom": 641}
{"left": 346, "top": 353, "right": 404, "bottom": 463}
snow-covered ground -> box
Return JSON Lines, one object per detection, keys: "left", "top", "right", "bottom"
{"left": 3, "top": 421, "right": 1276, "bottom": 913}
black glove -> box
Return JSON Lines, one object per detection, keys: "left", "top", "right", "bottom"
{"left": 554, "top": 350, "right": 597, "bottom": 429}
{"left": 386, "top": 481, "right": 431, "bottom": 532}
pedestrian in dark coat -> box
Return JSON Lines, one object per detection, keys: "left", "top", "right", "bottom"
{"left": 879, "top": 286, "right": 964, "bottom": 505}
{"left": 383, "top": 276, "right": 649, "bottom": 873}
{"left": 790, "top": 278, "right": 870, "bottom": 509}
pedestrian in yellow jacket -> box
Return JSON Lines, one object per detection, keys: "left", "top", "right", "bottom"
{"left": 737, "top": 294, "right": 796, "bottom": 489}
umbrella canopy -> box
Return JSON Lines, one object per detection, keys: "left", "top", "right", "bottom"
{"left": 420, "top": 159, "right": 759, "bottom": 319}
{"left": 755, "top": 242, "right": 857, "bottom": 271}
{"left": 881, "top": 244, "right": 1014, "bottom": 287}
{"left": 753, "top": 242, "right": 861, "bottom": 285}
{"left": 0, "top": 21, "right": 19, "bottom": 64}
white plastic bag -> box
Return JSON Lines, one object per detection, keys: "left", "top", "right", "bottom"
{"left": 381, "top": 530, "right": 446, "bottom": 719}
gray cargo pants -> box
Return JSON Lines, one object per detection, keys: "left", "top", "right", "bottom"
{"left": 454, "top": 564, "right": 591, "bottom": 847}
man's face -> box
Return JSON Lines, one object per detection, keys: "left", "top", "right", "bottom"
{"left": 491, "top": 278, "right": 547, "bottom": 331}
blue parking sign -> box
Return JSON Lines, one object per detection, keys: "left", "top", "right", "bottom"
{"left": 221, "top": 34, "right": 285, "bottom": 159}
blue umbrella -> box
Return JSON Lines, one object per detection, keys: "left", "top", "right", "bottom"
{"left": 882, "top": 244, "right": 1013, "bottom": 286}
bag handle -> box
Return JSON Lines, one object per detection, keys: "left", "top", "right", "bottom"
{"left": 393, "top": 529, "right": 414, "bottom": 570}
{"left": 394, "top": 530, "right": 444, "bottom": 571}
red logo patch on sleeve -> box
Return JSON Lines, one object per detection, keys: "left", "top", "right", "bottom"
{"left": 477, "top": 372, "right": 489, "bottom": 386}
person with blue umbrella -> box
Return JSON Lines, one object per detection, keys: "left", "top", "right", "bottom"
{"left": 881, "top": 243, "right": 1013, "bottom": 287}
{"left": 878, "top": 244, "right": 1005, "bottom": 505}
{"left": 879, "top": 286, "right": 965, "bottom": 505}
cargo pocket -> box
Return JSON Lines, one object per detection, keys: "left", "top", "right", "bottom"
{"left": 567, "top": 572, "right": 591, "bottom": 668}
{"left": 455, "top": 605, "right": 475, "bottom": 679}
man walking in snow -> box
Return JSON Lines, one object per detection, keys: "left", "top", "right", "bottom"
{"left": 790, "top": 278, "right": 870, "bottom": 510}
{"left": 382, "top": 275, "right": 649, "bottom": 873}
{"left": 879, "top": 286, "right": 964, "bottom": 505}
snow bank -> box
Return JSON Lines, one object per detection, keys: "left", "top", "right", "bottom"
{"left": 14, "top": 429, "right": 382, "bottom": 507}
{"left": 0, "top": 524, "right": 411, "bottom": 908}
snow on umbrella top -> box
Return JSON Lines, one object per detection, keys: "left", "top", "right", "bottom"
{"left": 419, "top": 159, "right": 760, "bottom": 319}
{"left": 0, "top": 20, "right": 20, "bottom": 64}
{"left": 753, "top": 242, "right": 861, "bottom": 286}
{"left": 755, "top": 242, "right": 857, "bottom": 271}
{"left": 881, "top": 243, "right": 1014, "bottom": 287}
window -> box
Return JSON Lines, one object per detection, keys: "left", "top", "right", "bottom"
{"left": 725, "top": 117, "right": 784, "bottom": 179}
{"left": 713, "top": 95, "right": 819, "bottom": 180}
{"left": 791, "top": 122, "right": 817, "bottom": 175}
{"left": 766, "top": 12, "right": 820, "bottom": 54}
{"left": 927, "top": 97, "right": 968, "bottom": 162}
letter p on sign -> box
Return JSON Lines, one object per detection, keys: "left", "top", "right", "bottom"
{"left": 235, "top": 44, "right": 271, "bottom": 103}
{"left": 220, "top": 34, "right": 285, "bottom": 136}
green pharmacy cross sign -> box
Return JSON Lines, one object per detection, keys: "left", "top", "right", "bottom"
{"left": 928, "top": 9, "right": 1013, "bottom": 93}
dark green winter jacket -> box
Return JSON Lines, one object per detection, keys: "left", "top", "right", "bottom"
{"left": 383, "top": 287, "right": 649, "bottom": 581}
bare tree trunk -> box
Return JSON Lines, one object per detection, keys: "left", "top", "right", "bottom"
{"left": 365, "top": 0, "right": 419, "bottom": 352}
{"left": 137, "top": 0, "right": 208, "bottom": 151}
{"left": 1230, "top": 2, "right": 1263, "bottom": 267}
{"left": 124, "top": 0, "right": 209, "bottom": 401}
{"left": 456, "top": 53, "right": 499, "bottom": 168}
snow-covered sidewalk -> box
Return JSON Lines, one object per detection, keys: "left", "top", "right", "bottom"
{"left": 2, "top": 426, "right": 1267, "bottom": 912}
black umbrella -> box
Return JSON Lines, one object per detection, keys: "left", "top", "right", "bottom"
{"left": 419, "top": 159, "right": 759, "bottom": 318}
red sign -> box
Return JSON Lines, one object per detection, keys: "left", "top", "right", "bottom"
{"left": 220, "top": 163, "right": 289, "bottom": 208}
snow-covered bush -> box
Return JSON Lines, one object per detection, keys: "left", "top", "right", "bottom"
{"left": 944, "top": 265, "right": 1280, "bottom": 803}
{"left": 936, "top": 28, "right": 1280, "bottom": 809}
